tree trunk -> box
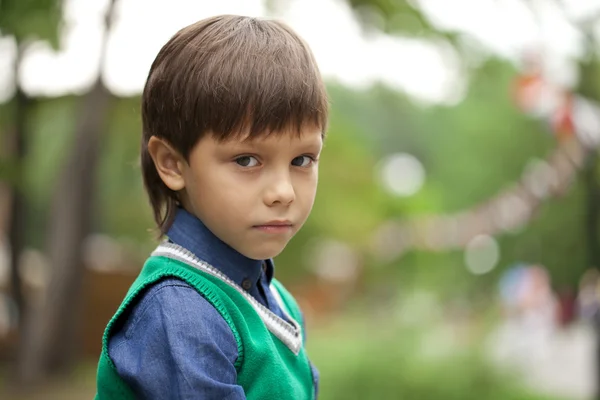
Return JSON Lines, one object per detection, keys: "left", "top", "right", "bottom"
{"left": 16, "top": 78, "right": 111, "bottom": 383}
{"left": 583, "top": 151, "right": 600, "bottom": 270}
{"left": 6, "top": 42, "right": 31, "bottom": 334}
{"left": 16, "top": 0, "right": 117, "bottom": 384}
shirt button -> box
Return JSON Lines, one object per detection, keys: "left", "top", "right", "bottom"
{"left": 242, "top": 279, "right": 252, "bottom": 291}
{"left": 262, "top": 263, "right": 267, "bottom": 273}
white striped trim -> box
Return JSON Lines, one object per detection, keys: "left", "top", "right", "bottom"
{"left": 151, "top": 242, "right": 303, "bottom": 355}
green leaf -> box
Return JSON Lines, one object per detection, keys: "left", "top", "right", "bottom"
{"left": 0, "top": 0, "right": 62, "bottom": 47}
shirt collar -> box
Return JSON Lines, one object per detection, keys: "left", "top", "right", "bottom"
{"left": 166, "top": 208, "right": 274, "bottom": 287}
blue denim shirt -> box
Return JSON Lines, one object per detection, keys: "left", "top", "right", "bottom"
{"left": 108, "top": 208, "right": 319, "bottom": 399}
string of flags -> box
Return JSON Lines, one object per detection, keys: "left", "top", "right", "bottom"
{"left": 372, "top": 54, "right": 600, "bottom": 262}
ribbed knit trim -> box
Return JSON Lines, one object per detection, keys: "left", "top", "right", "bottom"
{"left": 151, "top": 242, "right": 303, "bottom": 355}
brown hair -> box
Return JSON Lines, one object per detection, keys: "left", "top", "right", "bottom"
{"left": 140, "top": 15, "right": 329, "bottom": 236}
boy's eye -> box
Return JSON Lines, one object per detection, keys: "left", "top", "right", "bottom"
{"left": 291, "top": 155, "right": 313, "bottom": 167}
{"left": 235, "top": 156, "right": 259, "bottom": 167}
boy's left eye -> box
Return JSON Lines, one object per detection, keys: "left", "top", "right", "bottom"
{"left": 235, "top": 156, "right": 259, "bottom": 167}
{"left": 291, "top": 156, "right": 313, "bottom": 167}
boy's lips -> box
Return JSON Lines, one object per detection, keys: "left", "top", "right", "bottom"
{"left": 253, "top": 220, "right": 294, "bottom": 233}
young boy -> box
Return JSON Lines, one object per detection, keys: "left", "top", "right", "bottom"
{"left": 95, "top": 14, "right": 328, "bottom": 400}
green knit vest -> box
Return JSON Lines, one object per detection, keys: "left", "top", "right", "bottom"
{"left": 95, "top": 243, "right": 315, "bottom": 399}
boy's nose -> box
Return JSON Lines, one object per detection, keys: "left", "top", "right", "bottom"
{"left": 264, "top": 175, "right": 295, "bottom": 207}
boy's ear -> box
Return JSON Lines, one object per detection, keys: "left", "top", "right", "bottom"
{"left": 147, "top": 136, "right": 187, "bottom": 191}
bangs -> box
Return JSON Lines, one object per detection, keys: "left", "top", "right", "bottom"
{"left": 185, "top": 18, "right": 328, "bottom": 145}
{"left": 207, "top": 63, "right": 328, "bottom": 143}
{"left": 143, "top": 16, "right": 329, "bottom": 158}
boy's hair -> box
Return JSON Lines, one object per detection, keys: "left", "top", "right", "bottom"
{"left": 140, "top": 15, "right": 329, "bottom": 236}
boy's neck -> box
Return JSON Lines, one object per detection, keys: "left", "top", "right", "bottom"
{"left": 166, "top": 207, "right": 273, "bottom": 288}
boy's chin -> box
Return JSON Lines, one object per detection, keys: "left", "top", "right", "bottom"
{"left": 240, "top": 243, "right": 287, "bottom": 261}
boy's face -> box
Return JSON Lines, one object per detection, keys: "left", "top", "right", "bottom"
{"left": 179, "top": 128, "right": 323, "bottom": 260}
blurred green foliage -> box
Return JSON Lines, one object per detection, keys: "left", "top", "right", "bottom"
{"left": 308, "top": 315, "right": 566, "bottom": 400}
{"left": 0, "top": 0, "right": 61, "bottom": 46}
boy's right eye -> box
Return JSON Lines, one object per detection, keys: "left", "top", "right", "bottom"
{"left": 235, "top": 156, "right": 259, "bottom": 167}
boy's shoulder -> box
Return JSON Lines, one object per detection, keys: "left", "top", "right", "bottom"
{"left": 137, "top": 277, "right": 196, "bottom": 302}
{"left": 126, "top": 277, "right": 208, "bottom": 322}
{"left": 112, "top": 277, "right": 235, "bottom": 344}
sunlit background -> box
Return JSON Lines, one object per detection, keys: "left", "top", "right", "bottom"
{"left": 2, "top": 0, "right": 600, "bottom": 398}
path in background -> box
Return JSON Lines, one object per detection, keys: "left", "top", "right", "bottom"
{"left": 487, "top": 321, "right": 596, "bottom": 400}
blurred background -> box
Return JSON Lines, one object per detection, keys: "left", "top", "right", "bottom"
{"left": 2, "top": 0, "right": 600, "bottom": 399}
